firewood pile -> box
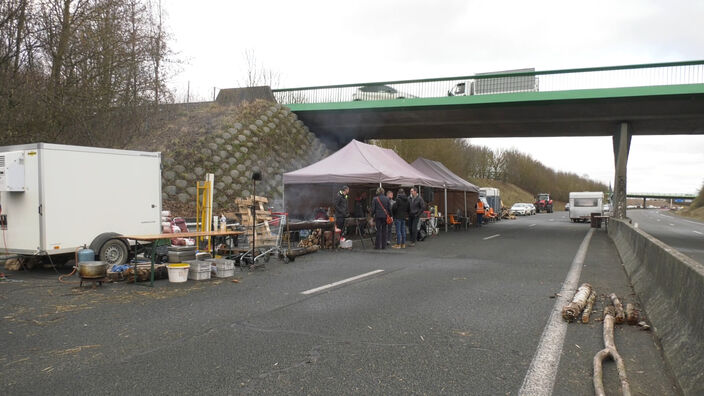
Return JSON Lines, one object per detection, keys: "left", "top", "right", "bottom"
{"left": 298, "top": 229, "right": 322, "bottom": 248}
{"left": 123, "top": 263, "right": 168, "bottom": 283}
{"left": 501, "top": 208, "right": 516, "bottom": 220}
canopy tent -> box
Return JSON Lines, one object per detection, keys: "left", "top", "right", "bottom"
{"left": 283, "top": 140, "right": 444, "bottom": 220}
{"left": 411, "top": 158, "right": 480, "bottom": 231}
{"left": 284, "top": 139, "right": 443, "bottom": 187}
{"left": 410, "top": 158, "right": 479, "bottom": 193}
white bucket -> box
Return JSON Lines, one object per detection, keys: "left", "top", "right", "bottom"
{"left": 167, "top": 263, "right": 190, "bottom": 283}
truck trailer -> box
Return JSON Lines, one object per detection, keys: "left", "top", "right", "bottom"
{"left": 568, "top": 191, "right": 604, "bottom": 223}
{"left": 448, "top": 68, "right": 538, "bottom": 97}
{"left": 0, "top": 143, "right": 162, "bottom": 266}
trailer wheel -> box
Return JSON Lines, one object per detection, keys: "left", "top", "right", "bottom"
{"left": 90, "top": 232, "right": 130, "bottom": 266}
{"left": 99, "top": 239, "right": 129, "bottom": 266}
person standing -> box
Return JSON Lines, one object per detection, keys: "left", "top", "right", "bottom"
{"left": 408, "top": 187, "right": 426, "bottom": 247}
{"left": 371, "top": 187, "right": 392, "bottom": 249}
{"left": 334, "top": 186, "right": 350, "bottom": 232}
{"left": 392, "top": 188, "right": 410, "bottom": 248}
{"left": 386, "top": 190, "right": 395, "bottom": 246}
{"left": 476, "top": 199, "right": 485, "bottom": 227}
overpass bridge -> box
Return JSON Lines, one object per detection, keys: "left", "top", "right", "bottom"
{"left": 627, "top": 192, "right": 697, "bottom": 207}
{"left": 273, "top": 60, "right": 704, "bottom": 219}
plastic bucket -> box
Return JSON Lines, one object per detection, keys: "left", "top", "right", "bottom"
{"left": 167, "top": 263, "right": 190, "bottom": 283}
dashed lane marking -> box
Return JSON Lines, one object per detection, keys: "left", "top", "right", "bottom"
{"left": 529, "top": 224, "right": 537, "bottom": 228}
{"left": 301, "top": 270, "right": 385, "bottom": 295}
{"left": 483, "top": 234, "right": 500, "bottom": 240}
{"left": 518, "top": 228, "right": 594, "bottom": 396}
{"left": 694, "top": 230, "right": 703, "bottom": 235}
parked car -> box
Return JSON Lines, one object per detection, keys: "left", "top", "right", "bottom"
{"left": 510, "top": 203, "right": 529, "bottom": 216}
{"left": 526, "top": 203, "right": 536, "bottom": 215}
{"left": 565, "top": 203, "right": 570, "bottom": 211}
{"left": 353, "top": 85, "right": 417, "bottom": 101}
{"left": 603, "top": 203, "right": 611, "bottom": 214}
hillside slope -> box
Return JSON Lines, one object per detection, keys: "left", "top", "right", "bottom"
{"left": 124, "top": 100, "right": 331, "bottom": 216}
{"left": 468, "top": 178, "right": 566, "bottom": 210}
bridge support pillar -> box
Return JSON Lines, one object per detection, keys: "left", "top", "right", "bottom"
{"left": 643, "top": 197, "right": 646, "bottom": 209}
{"left": 612, "top": 122, "right": 632, "bottom": 219}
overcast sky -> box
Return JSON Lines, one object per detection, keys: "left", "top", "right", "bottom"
{"left": 164, "top": 0, "right": 704, "bottom": 194}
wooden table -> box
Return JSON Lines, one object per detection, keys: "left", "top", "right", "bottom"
{"left": 121, "top": 230, "right": 244, "bottom": 287}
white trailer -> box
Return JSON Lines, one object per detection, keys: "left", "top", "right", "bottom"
{"left": 0, "top": 143, "right": 161, "bottom": 265}
{"left": 569, "top": 191, "right": 604, "bottom": 223}
{"left": 479, "top": 187, "right": 501, "bottom": 219}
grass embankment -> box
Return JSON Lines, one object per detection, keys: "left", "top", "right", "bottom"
{"left": 467, "top": 178, "right": 566, "bottom": 210}
{"left": 678, "top": 206, "right": 704, "bottom": 222}
{"left": 677, "top": 184, "right": 704, "bottom": 222}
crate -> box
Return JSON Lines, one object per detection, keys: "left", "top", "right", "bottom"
{"left": 215, "top": 268, "right": 235, "bottom": 278}
{"left": 206, "top": 258, "right": 235, "bottom": 278}
{"left": 168, "top": 250, "right": 196, "bottom": 262}
{"left": 168, "top": 245, "right": 197, "bottom": 252}
{"left": 183, "top": 260, "right": 211, "bottom": 272}
{"left": 195, "top": 252, "right": 212, "bottom": 260}
{"left": 187, "top": 268, "right": 211, "bottom": 280}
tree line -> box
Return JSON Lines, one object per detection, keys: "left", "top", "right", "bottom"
{"left": 0, "top": 0, "right": 172, "bottom": 147}
{"left": 374, "top": 138, "right": 608, "bottom": 202}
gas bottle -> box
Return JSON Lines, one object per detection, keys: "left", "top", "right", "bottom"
{"left": 77, "top": 246, "right": 95, "bottom": 263}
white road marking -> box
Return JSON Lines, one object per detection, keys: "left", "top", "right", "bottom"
{"left": 519, "top": 229, "right": 594, "bottom": 396}
{"left": 694, "top": 230, "right": 703, "bottom": 235}
{"left": 529, "top": 224, "right": 537, "bottom": 228}
{"left": 483, "top": 234, "right": 500, "bottom": 240}
{"left": 301, "top": 270, "right": 384, "bottom": 295}
{"left": 669, "top": 223, "right": 675, "bottom": 227}
{"left": 680, "top": 218, "right": 704, "bottom": 226}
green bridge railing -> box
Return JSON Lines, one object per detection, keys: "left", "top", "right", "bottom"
{"left": 272, "top": 60, "right": 704, "bottom": 105}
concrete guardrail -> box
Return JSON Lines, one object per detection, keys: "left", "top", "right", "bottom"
{"left": 609, "top": 218, "right": 704, "bottom": 395}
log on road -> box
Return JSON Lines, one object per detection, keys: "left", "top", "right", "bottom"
{"left": 562, "top": 282, "right": 593, "bottom": 322}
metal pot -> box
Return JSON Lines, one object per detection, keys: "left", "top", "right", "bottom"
{"left": 78, "top": 261, "right": 108, "bottom": 279}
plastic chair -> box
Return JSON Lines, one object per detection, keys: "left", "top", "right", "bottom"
{"left": 448, "top": 214, "right": 462, "bottom": 231}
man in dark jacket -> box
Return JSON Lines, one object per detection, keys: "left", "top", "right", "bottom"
{"left": 407, "top": 187, "right": 426, "bottom": 246}
{"left": 391, "top": 188, "right": 410, "bottom": 248}
{"left": 333, "top": 186, "right": 350, "bottom": 231}
{"left": 370, "top": 187, "right": 392, "bottom": 249}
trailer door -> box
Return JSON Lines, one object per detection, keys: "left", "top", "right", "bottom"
{"left": 0, "top": 149, "right": 42, "bottom": 253}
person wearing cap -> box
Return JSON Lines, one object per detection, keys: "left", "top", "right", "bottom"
{"left": 333, "top": 186, "right": 350, "bottom": 232}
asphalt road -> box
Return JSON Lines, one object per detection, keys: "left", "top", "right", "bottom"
{"left": 627, "top": 209, "right": 704, "bottom": 265}
{"left": 1, "top": 212, "right": 680, "bottom": 395}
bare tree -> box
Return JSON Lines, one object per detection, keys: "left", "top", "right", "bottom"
{"left": 240, "top": 48, "right": 280, "bottom": 88}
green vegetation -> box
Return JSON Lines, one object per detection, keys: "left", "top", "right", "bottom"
{"left": 374, "top": 138, "right": 608, "bottom": 203}
{"left": 679, "top": 182, "right": 704, "bottom": 222}
{"left": 691, "top": 182, "right": 704, "bottom": 209}
{"left": 466, "top": 178, "right": 534, "bottom": 207}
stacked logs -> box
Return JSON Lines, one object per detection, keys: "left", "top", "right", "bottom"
{"left": 299, "top": 229, "right": 323, "bottom": 248}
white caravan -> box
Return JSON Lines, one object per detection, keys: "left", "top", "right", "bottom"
{"left": 569, "top": 191, "right": 604, "bottom": 223}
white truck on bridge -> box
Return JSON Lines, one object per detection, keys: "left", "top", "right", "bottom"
{"left": 0, "top": 143, "right": 162, "bottom": 266}
{"left": 568, "top": 191, "right": 604, "bottom": 223}
{"left": 447, "top": 68, "right": 538, "bottom": 96}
